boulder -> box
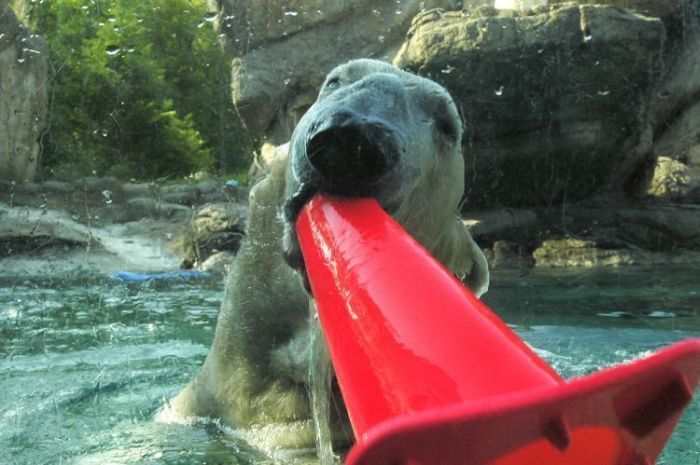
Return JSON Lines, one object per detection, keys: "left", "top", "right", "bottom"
{"left": 532, "top": 238, "right": 639, "bottom": 267}
{"left": 114, "top": 197, "right": 192, "bottom": 223}
{"left": 490, "top": 240, "right": 534, "bottom": 268}
{"left": 394, "top": 5, "right": 665, "bottom": 207}
{"left": 547, "top": 1, "right": 685, "bottom": 18}
{"left": 0, "top": 5, "right": 48, "bottom": 182}
{"left": 645, "top": 156, "right": 694, "bottom": 200}
{"left": 650, "top": 9, "right": 700, "bottom": 159}
{"left": 160, "top": 184, "right": 201, "bottom": 205}
{"left": 0, "top": 203, "right": 97, "bottom": 256}
{"left": 170, "top": 202, "right": 247, "bottom": 269}
{"left": 212, "top": 0, "right": 459, "bottom": 142}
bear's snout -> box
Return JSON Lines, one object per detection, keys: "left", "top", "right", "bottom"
{"left": 304, "top": 110, "right": 400, "bottom": 196}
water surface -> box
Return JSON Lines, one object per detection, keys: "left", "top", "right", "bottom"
{"left": 1, "top": 265, "right": 698, "bottom": 464}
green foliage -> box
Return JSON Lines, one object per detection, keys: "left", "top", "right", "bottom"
{"left": 23, "top": 0, "right": 254, "bottom": 180}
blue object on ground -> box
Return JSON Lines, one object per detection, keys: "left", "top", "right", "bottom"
{"left": 111, "top": 270, "right": 209, "bottom": 282}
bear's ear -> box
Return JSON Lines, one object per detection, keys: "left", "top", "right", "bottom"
{"left": 442, "top": 219, "right": 490, "bottom": 298}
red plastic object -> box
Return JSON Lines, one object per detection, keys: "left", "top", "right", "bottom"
{"left": 296, "top": 194, "right": 700, "bottom": 465}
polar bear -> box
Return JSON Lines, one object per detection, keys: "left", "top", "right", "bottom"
{"left": 165, "top": 59, "right": 489, "bottom": 463}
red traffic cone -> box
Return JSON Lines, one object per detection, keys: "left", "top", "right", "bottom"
{"left": 296, "top": 194, "right": 700, "bottom": 465}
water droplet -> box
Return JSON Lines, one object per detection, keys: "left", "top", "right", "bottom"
{"left": 378, "top": 35, "right": 386, "bottom": 43}
{"left": 284, "top": 10, "right": 299, "bottom": 16}
{"left": 441, "top": 65, "right": 455, "bottom": 74}
{"left": 203, "top": 11, "right": 217, "bottom": 22}
{"left": 17, "top": 58, "right": 26, "bottom": 64}
{"left": 372, "top": 9, "right": 381, "bottom": 16}
{"left": 597, "top": 90, "right": 610, "bottom": 96}
{"left": 495, "top": 85, "right": 505, "bottom": 96}
{"left": 107, "top": 16, "right": 117, "bottom": 22}
{"left": 102, "top": 190, "right": 113, "bottom": 204}
{"left": 583, "top": 31, "right": 593, "bottom": 42}
{"left": 106, "top": 45, "right": 121, "bottom": 56}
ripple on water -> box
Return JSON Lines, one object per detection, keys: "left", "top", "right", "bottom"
{"left": 1, "top": 266, "right": 698, "bottom": 464}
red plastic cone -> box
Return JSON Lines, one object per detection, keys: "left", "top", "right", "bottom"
{"left": 296, "top": 194, "right": 700, "bottom": 465}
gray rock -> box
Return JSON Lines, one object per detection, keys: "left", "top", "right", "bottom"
{"left": 216, "top": 0, "right": 458, "bottom": 142}
{"left": 122, "top": 182, "right": 156, "bottom": 198}
{"left": 160, "top": 184, "right": 200, "bottom": 205}
{"left": 196, "top": 180, "right": 222, "bottom": 195}
{"left": 41, "top": 180, "right": 74, "bottom": 194}
{"left": 490, "top": 240, "right": 534, "bottom": 268}
{"left": 116, "top": 197, "right": 192, "bottom": 223}
{"left": 394, "top": 5, "right": 665, "bottom": 207}
{"left": 0, "top": 5, "right": 48, "bottom": 182}
{"left": 170, "top": 202, "right": 247, "bottom": 268}
{"left": 0, "top": 203, "right": 97, "bottom": 256}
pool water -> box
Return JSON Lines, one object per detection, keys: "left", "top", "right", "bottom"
{"left": 1, "top": 265, "right": 698, "bottom": 464}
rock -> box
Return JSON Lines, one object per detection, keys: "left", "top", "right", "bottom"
{"left": 195, "top": 180, "right": 221, "bottom": 195}
{"left": 645, "top": 156, "right": 693, "bottom": 200}
{"left": 160, "top": 184, "right": 200, "bottom": 205}
{"left": 115, "top": 197, "right": 192, "bottom": 223}
{"left": 0, "top": 5, "right": 48, "bottom": 182}
{"left": 122, "top": 182, "right": 155, "bottom": 198}
{"left": 170, "top": 202, "right": 247, "bottom": 269}
{"left": 650, "top": 5, "right": 700, "bottom": 147}
{"left": 216, "top": 0, "right": 459, "bottom": 142}
{"left": 548, "top": 1, "right": 684, "bottom": 18}
{"left": 13, "top": 181, "right": 42, "bottom": 194}
{"left": 464, "top": 208, "right": 539, "bottom": 240}
{"left": 490, "top": 240, "right": 534, "bottom": 268}
{"left": 533, "top": 238, "right": 639, "bottom": 267}
{"left": 553, "top": 201, "right": 700, "bottom": 250}
{"left": 394, "top": 5, "right": 665, "bottom": 207}
{"left": 532, "top": 236, "right": 700, "bottom": 267}
{"left": 0, "top": 203, "right": 98, "bottom": 256}
{"left": 41, "top": 180, "right": 74, "bottom": 194}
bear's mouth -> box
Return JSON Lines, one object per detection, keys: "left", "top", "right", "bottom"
{"left": 281, "top": 117, "right": 405, "bottom": 294}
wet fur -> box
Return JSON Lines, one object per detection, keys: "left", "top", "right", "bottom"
{"left": 165, "top": 60, "right": 489, "bottom": 463}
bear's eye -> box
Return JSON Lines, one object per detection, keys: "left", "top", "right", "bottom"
{"left": 435, "top": 116, "right": 458, "bottom": 143}
{"left": 325, "top": 76, "right": 341, "bottom": 90}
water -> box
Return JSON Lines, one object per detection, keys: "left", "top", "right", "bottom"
{"left": 1, "top": 265, "right": 698, "bottom": 464}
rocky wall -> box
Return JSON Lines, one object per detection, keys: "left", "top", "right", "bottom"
{"left": 0, "top": 4, "right": 47, "bottom": 182}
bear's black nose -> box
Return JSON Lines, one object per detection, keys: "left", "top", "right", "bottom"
{"left": 305, "top": 110, "right": 399, "bottom": 195}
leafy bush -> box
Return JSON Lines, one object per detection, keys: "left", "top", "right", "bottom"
{"left": 22, "top": 0, "right": 254, "bottom": 180}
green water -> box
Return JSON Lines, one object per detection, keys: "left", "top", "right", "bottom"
{"left": 0, "top": 266, "right": 698, "bottom": 464}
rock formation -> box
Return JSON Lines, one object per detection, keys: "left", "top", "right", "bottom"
{"left": 394, "top": 5, "right": 665, "bottom": 207}
{"left": 207, "top": 0, "right": 461, "bottom": 143}
{"left": 0, "top": 4, "right": 48, "bottom": 182}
